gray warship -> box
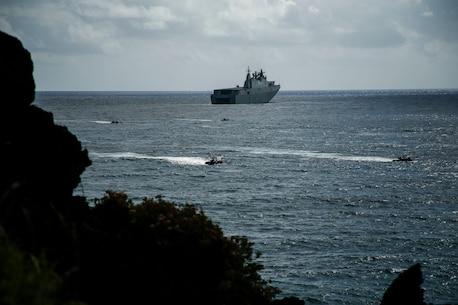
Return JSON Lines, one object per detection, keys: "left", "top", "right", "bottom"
{"left": 211, "top": 67, "right": 280, "bottom": 104}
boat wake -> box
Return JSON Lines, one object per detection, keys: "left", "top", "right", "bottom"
{"left": 176, "top": 118, "right": 212, "bottom": 122}
{"left": 90, "top": 152, "right": 208, "bottom": 165}
{"left": 157, "top": 156, "right": 208, "bottom": 165}
{"left": 90, "top": 148, "right": 392, "bottom": 166}
{"left": 90, "top": 120, "right": 112, "bottom": 124}
{"left": 245, "top": 148, "right": 393, "bottom": 163}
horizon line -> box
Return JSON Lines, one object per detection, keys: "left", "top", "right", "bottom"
{"left": 35, "top": 88, "right": 458, "bottom": 92}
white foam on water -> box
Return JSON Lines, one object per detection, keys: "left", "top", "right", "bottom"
{"left": 155, "top": 156, "right": 207, "bottom": 165}
{"left": 92, "top": 152, "right": 152, "bottom": 159}
{"left": 90, "top": 152, "right": 207, "bottom": 165}
{"left": 334, "top": 155, "right": 394, "bottom": 162}
{"left": 91, "top": 120, "right": 112, "bottom": 124}
{"left": 176, "top": 118, "right": 212, "bottom": 122}
{"left": 246, "top": 147, "right": 393, "bottom": 163}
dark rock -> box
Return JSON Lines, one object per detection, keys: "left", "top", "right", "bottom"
{"left": 0, "top": 31, "right": 35, "bottom": 110}
{"left": 1, "top": 106, "right": 91, "bottom": 200}
{"left": 380, "top": 263, "right": 426, "bottom": 305}
{"left": 270, "top": 296, "right": 305, "bottom": 305}
{"left": 0, "top": 31, "right": 91, "bottom": 261}
{"left": 0, "top": 30, "right": 91, "bottom": 201}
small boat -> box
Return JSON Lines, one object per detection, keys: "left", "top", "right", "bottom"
{"left": 393, "top": 156, "right": 413, "bottom": 162}
{"left": 205, "top": 157, "right": 223, "bottom": 165}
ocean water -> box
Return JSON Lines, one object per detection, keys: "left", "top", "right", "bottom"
{"left": 35, "top": 90, "right": 458, "bottom": 305}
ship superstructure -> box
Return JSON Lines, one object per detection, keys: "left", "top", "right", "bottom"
{"left": 211, "top": 68, "right": 280, "bottom": 104}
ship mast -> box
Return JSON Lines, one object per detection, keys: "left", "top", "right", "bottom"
{"left": 244, "top": 66, "right": 252, "bottom": 88}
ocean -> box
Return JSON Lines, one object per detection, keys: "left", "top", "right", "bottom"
{"left": 35, "top": 90, "right": 457, "bottom": 305}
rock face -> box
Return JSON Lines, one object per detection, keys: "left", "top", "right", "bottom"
{"left": 0, "top": 30, "right": 91, "bottom": 200}
{"left": 380, "top": 264, "right": 426, "bottom": 305}
{"left": 0, "top": 30, "right": 91, "bottom": 256}
{"left": 0, "top": 31, "right": 35, "bottom": 109}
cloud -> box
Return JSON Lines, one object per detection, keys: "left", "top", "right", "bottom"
{"left": 73, "top": 0, "right": 180, "bottom": 30}
{"left": 4, "top": 0, "right": 456, "bottom": 52}
{"left": 1, "top": 0, "right": 457, "bottom": 90}
{"left": 308, "top": 6, "right": 319, "bottom": 14}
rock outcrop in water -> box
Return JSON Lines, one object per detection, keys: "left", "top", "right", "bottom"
{"left": 381, "top": 264, "right": 426, "bottom": 305}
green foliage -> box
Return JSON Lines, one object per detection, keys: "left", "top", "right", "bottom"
{"left": 85, "top": 191, "right": 280, "bottom": 305}
{"left": 92, "top": 190, "right": 133, "bottom": 231}
{"left": 0, "top": 188, "right": 281, "bottom": 305}
{"left": 0, "top": 228, "right": 85, "bottom": 305}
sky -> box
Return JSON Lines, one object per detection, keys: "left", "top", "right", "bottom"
{"left": 1, "top": 0, "right": 458, "bottom": 91}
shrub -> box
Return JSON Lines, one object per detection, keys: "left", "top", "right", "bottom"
{"left": 0, "top": 227, "right": 85, "bottom": 305}
{"left": 80, "top": 191, "right": 280, "bottom": 305}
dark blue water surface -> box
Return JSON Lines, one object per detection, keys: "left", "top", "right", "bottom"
{"left": 36, "top": 90, "right": 458, "bottom": 305}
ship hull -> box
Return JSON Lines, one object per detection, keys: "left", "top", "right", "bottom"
{"left": 211, "top": 85, "right": 280, "bottom": 104}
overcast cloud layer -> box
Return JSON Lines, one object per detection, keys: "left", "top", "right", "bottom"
{"left": 1, "top": 0, "right": 458, "bottom": 90}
